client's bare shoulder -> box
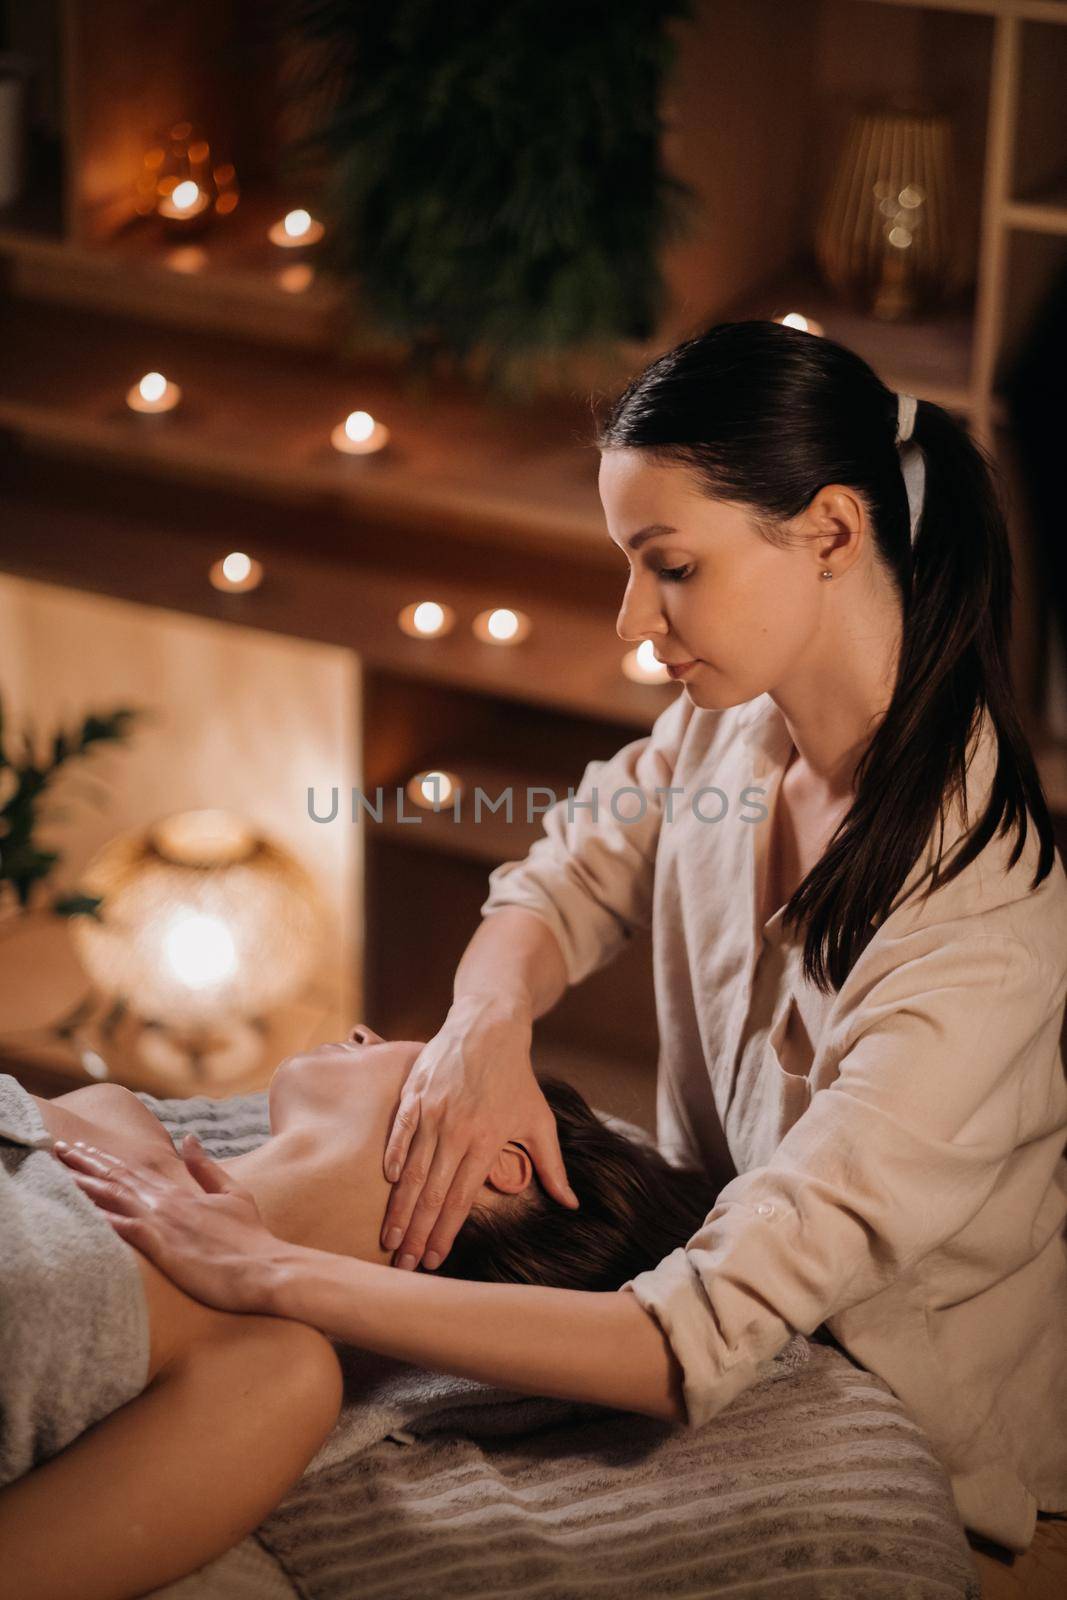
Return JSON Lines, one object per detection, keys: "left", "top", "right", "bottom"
{"left": 36, "top": 1083, "right": 251, "bottom": 1379}
{"left": 35, "top": 1081, "right": 178, "bottom": 1165}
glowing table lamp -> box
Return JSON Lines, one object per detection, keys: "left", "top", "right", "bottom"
{"left": 70, "top": 809, "right": 323, "bottom": 1083}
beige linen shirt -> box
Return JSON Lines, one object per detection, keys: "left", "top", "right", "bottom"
{"left": 480, "top": 688, "right": 1067, "bottom": 1552}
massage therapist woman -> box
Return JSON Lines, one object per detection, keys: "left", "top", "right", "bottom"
{"left": 60, "top": 321, "right": 1067, "bottom": 1553}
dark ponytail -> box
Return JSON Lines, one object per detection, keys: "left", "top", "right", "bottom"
{"left": 595, "top": 319, "right": 1055, "bottom": 993}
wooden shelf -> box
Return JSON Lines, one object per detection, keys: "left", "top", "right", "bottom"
{"left": 0, "top": 463, "right": 674, "bottom": 730}
{"left": 373, "top": 757, "right": 580, "bottom": 867}
{"left": 0, "top": 912, "right": 337, "bottom": 1100}
{"left": 730, "top": 265, "right": 981, "bottom": 418}
{"left": 853, "top": 0, "right": 1067, "bottom": 23}
{"left": 0, "top": 297, "right": 620, "bottom": 566}
{"left": 0, "top": 186, "right": 350, "bottom": 351}
{"left": 1005, "top": 175, "right": 1067, "bottom": 235}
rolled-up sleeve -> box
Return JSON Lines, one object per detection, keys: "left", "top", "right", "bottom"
{"left": 480, "top": 690, "right": 695, "bottom": 987}
{"left": 619, "top": 931, "right": 1057, "bottom": 1429}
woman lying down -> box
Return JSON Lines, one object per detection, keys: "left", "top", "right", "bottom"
{"left": 0, "top": 1032, "right": 715, "bottom": 1600}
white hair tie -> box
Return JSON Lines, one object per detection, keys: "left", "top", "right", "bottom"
{"left": 895, "top": 391, "right": 918, "bottom": 444}
{"left": 895, "top": 392, "right": 923, "bottom": 544}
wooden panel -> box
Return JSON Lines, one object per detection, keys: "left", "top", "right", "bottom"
{"left": 360, "top": 670, "right": 657, "bottom": 866}
{"left": 657, "top": 0, "right": 819, "bottom": 339}
{"left": 1013, "top": 18, "right": 1067, "bottom": 200}
{"left": 362, "top": 838, "right": 659, "bottom": 1077}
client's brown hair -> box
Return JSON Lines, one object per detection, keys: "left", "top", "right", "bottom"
{"left": 437, "top": 1076, "right": 718, "bottom": 1291}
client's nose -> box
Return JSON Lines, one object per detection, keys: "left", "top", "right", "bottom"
{"left": 348, "top": 1023, "right": 383, "bottom": 1045}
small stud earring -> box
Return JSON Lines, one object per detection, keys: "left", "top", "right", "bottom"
{"left": 820, "top": 570, "right": 833, "bottom": 580}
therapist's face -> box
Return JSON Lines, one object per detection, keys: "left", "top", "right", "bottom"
{"left": 267, "top": 1025, "right": 534, "bottom": 1264}
{"left": 599, "top": 447, "right": 833, "bottom": 711}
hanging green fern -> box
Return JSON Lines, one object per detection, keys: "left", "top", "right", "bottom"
{"left": 282, "top": 0, "right": 697, "bottom": 387}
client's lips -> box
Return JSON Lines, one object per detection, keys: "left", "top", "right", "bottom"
{"left": 664, "top": 659, "right": 700, "bottom": 679}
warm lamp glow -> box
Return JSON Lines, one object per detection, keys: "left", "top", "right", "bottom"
{"left": 406, "top": 770, "right": 463, "bottom": 811}
{"left": 398, "top": 600, "right": 456, "bottom": 639}
{"left": 163, "top": 910, "right": 237, "bottom": 989}
{"left": 331, "top": 410, "right": 390, "bottom": 455}
{"left": 622, "top": 640, "right": 671, "bottom": 684}
{"left": 70, "top": 809, "right": 324, "bottom": 1032}
{"left": 472, "top": 607, "right": 531, "bottom": 646}
{"left": 126, "top": 371, "right": 182, "bottom": 414}
{"left": 209, "top": 552, "right": 263, "bottom": 593}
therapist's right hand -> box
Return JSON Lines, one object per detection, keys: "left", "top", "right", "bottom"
{"left": 378, "top": 993, "right": 580, "bottom": 1273}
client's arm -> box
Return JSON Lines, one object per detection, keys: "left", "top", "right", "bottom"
{"left": 0, "top": 1316, "right": 341, "bottom": 1600}
{"left": 55, "top": 1139, "right": 687, "bottom": 1427}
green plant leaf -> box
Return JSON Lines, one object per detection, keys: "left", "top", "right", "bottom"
{"left": 283, "top": 0, "right": 696, "bottom": 384}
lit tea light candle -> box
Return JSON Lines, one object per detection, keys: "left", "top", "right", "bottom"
{"left": 472, "top": 608, "right": 531, "bottom": 646}
{"left": 209, "top": 552, "right": 263, "bottom": 593}
{"left": 127, "top": 371, "right": 182, "bottom": 414}
{"left": 407, "top": 769, "right": 463, "bottom": 811}
{"left": 621, "top": 640, "right": 671, "bottom": 685}
{"left": 778, "top": 311, "right": 825, "bottom": 336}
{"left": 398, "top": 600, "right": 456, "bottom": 639}
{"left": 268, "top": 208, "right": 325, "bottom": 248}
{"left": 331, "top": 410, "right": 390, "bottom": 455}
{"left": 158, "top": 179, "right": 211, "bottom": 223}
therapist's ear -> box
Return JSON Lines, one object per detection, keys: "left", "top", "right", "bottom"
{"left": 482, "top": 1142, "right": 534, "bottom": 1198}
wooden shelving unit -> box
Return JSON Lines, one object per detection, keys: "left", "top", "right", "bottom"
{"left": 1, "top": 0, "right": 1065, "bottom": 1104}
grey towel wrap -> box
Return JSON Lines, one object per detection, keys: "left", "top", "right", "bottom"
{"left": 0, "top": 1074, "right": 150, "bottom": 1487}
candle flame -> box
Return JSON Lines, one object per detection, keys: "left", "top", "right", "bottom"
{"left": 139, "top": 372, "right": 168, "bottom": 403}
{"left": 283, "top": 208, "right": 312, "bottom": 239}
{"left": 221, "top": 552, "right": 252, "bottom": 584}
{"left": 344, "top": 411, "right": 375, "bottom": 443}
{"left": 622, "top": 641, "right": 670, "bottom": 684}
{"left": 487, "top": 609, "right": 519, "bottom": 642}
{"left": 171, "top": 180, "right": 201, "bottom": 212}
{"left": 420, "top": 771, "right": 453, "bottom": 805}
{"left": 412, "top": 602, "right": 445, "bottom": 635}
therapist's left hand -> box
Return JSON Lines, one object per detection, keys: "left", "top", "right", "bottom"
{"left": 53, "top": 1135, "right": 290, "bottom": 1316}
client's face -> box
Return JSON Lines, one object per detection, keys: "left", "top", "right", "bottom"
{"left": 265, "top": 1025, "right": 535, "bottom": 1265}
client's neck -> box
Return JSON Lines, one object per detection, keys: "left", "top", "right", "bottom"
{"left": 219, "top": 1126, "right": 391, "bottom": 1266}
